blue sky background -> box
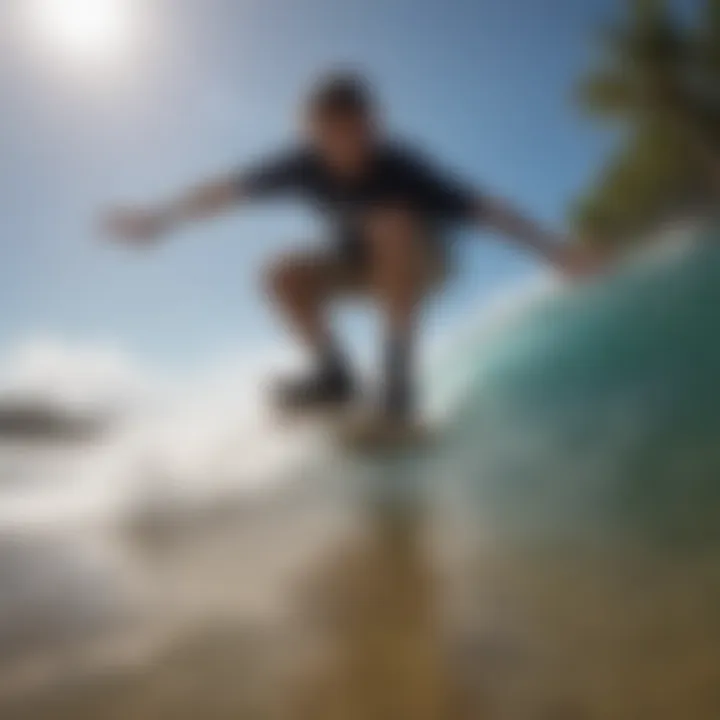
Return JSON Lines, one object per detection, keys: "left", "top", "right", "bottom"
{"left": 0, "top": 0, "right": 687, "bottom": 370}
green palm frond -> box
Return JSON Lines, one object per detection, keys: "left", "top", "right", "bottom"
{"left": 576, "top": 73, "right": 636, "bottom": 118}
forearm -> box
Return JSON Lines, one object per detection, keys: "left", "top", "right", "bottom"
{"left": 160, "top": 177, "right": 242, "bottom": 229}
{"left": 478, "top": 197, "right": 564, "bottom": 265}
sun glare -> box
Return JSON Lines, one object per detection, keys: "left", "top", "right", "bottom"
{"left": 28, "top": 0, "right": 135, "bottom": 66}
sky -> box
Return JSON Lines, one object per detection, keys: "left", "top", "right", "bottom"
{"left": 0, "top": 0, "right": 626, "bottom": 372}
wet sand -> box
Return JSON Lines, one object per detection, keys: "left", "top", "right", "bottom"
{"left": 1, "top": 460, "right": 720, "bottom": 720}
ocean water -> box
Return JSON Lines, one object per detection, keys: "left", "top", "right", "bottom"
{"left": 441, "top": 220, "right": 720, "bottom": 543}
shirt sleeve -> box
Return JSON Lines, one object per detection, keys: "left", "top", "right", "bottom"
{"left": 396, "top": 147, "right": 480, "bottom": 222}
{"left": 233, "top": 148, "right": 310, "bottom": 200}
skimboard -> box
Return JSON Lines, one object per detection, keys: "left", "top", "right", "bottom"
{"left": 272, "top": 398, "right": 436, "bottom": 455}
{"left": 334, "top": 412, "right": 436, "bottom": 455}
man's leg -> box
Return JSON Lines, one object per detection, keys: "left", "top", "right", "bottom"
{"left": 365, "top": 209, "right": 442, "bottom": 422}
{"left": 264, "top": 250, "right": 355, "bottom": 408}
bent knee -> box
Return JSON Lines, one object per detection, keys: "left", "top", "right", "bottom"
{"left": 264, "top": 258, "right": 298, "bottom": 301}
{"left": 366, "top": 207, "right": 418, "bottom": 245}
{"left": 263, "top": 254, "right": 330, "bottom": 304}
{"left": 365, "top": 208, "right": 427, "bottom": 266}
{"left": 364, "top": 208, "right": 445, "bottom": 289}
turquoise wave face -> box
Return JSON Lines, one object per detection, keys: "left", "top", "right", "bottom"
{"left": 439, "top": 222, "right": 720, "bottom": 544}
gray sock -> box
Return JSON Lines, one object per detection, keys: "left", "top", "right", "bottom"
{"left": 384, "top": 332, "right": 414, "bottom": 419}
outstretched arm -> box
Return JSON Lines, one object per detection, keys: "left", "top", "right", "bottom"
{"left": 476, "top": 195, "right": 604, "bottom": 277}
{"left": 402, "top": 148, "right": 604, "bottom": 278}
{"left": 103, "top": 176, "right": 245, "bottom": 245}
{"left": 102, "top": 149, "right": 306, "bottom": 245}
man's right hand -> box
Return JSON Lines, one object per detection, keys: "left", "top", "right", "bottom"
{"left": 102, "top": 207, "right": 173, "bottom": 246}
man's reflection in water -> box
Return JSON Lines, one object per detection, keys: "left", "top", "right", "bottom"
{"left": 291, "top": 458, "right": 471, "bottom": 720}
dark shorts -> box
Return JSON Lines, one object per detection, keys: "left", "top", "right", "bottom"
{"left": 329, "top": 224, "right": 449, "bottom": 292}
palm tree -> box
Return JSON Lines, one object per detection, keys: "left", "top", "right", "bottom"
{"left": 571, "top": 121, "right": 707, "bottom": 243}
{"left": 573, "top": 0, "right": 720, "bottom": 240}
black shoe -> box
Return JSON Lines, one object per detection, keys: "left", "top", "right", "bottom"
{"left": 272, "top": 367, "right": 355, "bottom": 414}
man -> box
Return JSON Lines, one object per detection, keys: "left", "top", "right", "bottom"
{"left": 106, "top": 73, "right": 595, "bottom": 445}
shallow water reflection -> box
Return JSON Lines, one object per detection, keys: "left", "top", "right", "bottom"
{"left": 1, "top": 454, "right": 720, "bottom": 719}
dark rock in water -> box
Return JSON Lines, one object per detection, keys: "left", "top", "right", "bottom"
{"left": 0, "top": 401, "right": 108, "bottom": 442}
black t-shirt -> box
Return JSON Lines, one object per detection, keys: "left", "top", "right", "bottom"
{"left": 234, "top": 142, "right": 478, "bottom": 245}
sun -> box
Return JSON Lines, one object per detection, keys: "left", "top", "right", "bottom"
{"left": 28, "top": 0, "right": 134, "bottom": 65}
